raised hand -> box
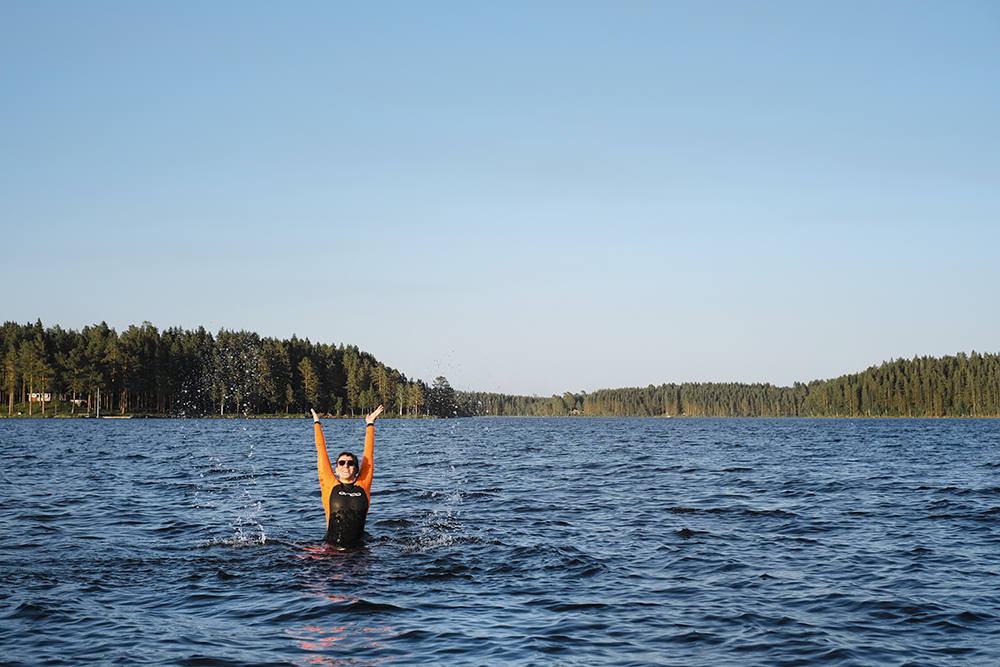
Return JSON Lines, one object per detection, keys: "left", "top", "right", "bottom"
{"left": 366, "top": 405, "right": 384, "bottom": 425}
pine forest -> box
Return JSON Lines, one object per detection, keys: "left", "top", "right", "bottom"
{"left": 3, "top": 320, "right": 999, "bottom": 419}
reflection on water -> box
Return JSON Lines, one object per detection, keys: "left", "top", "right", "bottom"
{"left": 288, "top": 624, "right": 398, "bottom": 666}
{"left": 1, "top": 418, "right": 999, "bottom": 666}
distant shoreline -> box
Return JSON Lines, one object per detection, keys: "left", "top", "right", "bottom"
{"left": 3, "top": 321, "right": 999, "bottom": 419}
{"left": 1, "top": 412, "right": 995, "bottom": 420}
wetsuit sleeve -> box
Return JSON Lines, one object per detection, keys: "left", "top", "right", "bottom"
{"left": 315, "top": 422, "right": 336, "bottom": 526}
{"left": 356, "top": 423, "right": 375, "bottom": 498}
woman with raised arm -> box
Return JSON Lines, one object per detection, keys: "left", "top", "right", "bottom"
{"left": 310, "top": 405, "right": 384, "bottom": 548}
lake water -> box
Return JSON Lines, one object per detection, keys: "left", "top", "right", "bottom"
{"left": 2, "top": 417, "right": 999, "bottom": 666}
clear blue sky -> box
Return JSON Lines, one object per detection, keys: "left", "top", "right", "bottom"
{"left": 3, "top": 1, "right": 998, "bottom": 396}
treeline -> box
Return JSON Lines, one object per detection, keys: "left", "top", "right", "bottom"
{"left": 451, "top": 353, "right": 1000, "bottom": 418}
{"left": 4, "top": 320, "right": 998, "bottom": 418}
{"left": 1, "top": 320, "right": 447, "bottom": 417}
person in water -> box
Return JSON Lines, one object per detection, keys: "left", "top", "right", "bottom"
{"left": 311, "top": 404, "right": 384, "bottom": 548}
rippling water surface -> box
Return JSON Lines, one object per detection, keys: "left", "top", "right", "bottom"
{"left": 2, "top": 417, "right": 1000, "bottom": 666}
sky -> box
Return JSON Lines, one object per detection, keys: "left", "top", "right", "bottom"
{"left": 2, "top": 1, "right": 998, "bottom": 397}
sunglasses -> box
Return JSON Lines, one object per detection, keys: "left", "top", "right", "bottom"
{"left": 336, "top": 460, "right": 357, "bottom": 468}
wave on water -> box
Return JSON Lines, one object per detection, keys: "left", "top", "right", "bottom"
{"left": 2, "top": 418, "right": 1000, "bottom": 666}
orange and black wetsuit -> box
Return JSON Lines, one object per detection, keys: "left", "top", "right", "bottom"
{"left": 314, "top": 421, "right": 375, "bottom": 547}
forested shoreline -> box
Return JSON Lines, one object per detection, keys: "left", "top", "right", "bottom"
{"left": 458, "top": 350, "right": 1000, "bottom": 417}
{"left": 1, "top": 320, "right": 427, "bottom": 418}
{"left": 3, "top": 320, "right": 999, "bottom": 418}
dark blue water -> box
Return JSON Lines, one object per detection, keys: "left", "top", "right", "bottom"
{"left": 2, "top": 418, "right": 999, "bottom": 666}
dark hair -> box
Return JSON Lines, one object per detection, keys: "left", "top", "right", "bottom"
{"left": 336, "top": 451, "right": 359, "bottom": 474}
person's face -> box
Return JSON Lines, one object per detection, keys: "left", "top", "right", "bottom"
{"left": 335, "top": 456, "right": 358, "bottom": 483}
